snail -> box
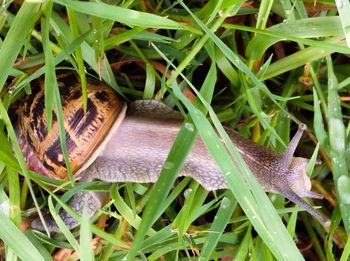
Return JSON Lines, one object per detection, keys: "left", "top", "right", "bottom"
{"left": 16, "top": 71, "right": 329, "bottom": 232}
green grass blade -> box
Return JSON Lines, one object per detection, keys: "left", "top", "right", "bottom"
{"left": 177, "top": 0, "right": 260, "bottom": 88}
{"left": 172, "top": 184, "right": 208, "bottom": 236}
{"left": 42, "top": 2, "right": 55, "bottom": 131}
{"left": 143, "top": 63, "right": 156, "bottom": 99}
{"left": 0, "top": 211, "right": 44, "bottom": 261}
{"left": 262, "top": 41, "right": 337, "bottom": 80}
{"left": 0, "top": 100, "right": 51, "bottom": 234}
{"left": 340, "top": 233, "right": 350, "bottom": 261}
{"left": 335, "top": 0, "right": 350, "bottom": 47}
{"left": 0, "top": 187, "right": 9, "bottom": 217}
{"left": 0, "top": 129, "right": 20, "bottom": 170}
{"left": 306, "top": 143, "right": 320, "bottom": 177}
{"left": 200, "top": 194, "right": 237, "bottom": 260}
{"left": 167, "top": 1, "right": 243, "bottom": 83}
{"left": 326, "top": 56, "right": 350, "bottom": 233}
{"left": 50, "top": 74, "right": 74, "bottom": 185}
{"left": 104, "top": 27, "right": 145, "bottom": 50}
{"left": 7, "top": 167, "right": 20, "bottom": 227}
{"left": 22, "top": 231, "right": 52, "bottom": 261}
{"left": 80, "top": 205, "right": 94, "bottom": 261}
{"left": 66, "top": 7, "right": 88, "bottom": 111}
{"left": 256, "top": 0, "right": 274, "bottom": 29}
{"left": 214, "top": 47, "right": 239, "bottom": 86}
{"left": 313, "top": 89, "right": 329, "bottom": 152}
{"left": 47, "top": 189, "right": 129, "bottom": 248}
{"left": 110, "top": 185, "right": 155, "bottom": 235}
{"left": 234, "top": 227, "right": 252, "bottom": 260}
{"left": 47, "top": 196, "right": 80, "bottom": 251}
{"left": 12, "top": 30, "right": 90, "bottom": 96}
{"left": 0, "top": 2, "right": 41, "bottom": 92}
{"left": 51, "top": 12, "right": 124, "bottom": 96}
{"left": 53, "top": 0, "right": 183, "bottom": 30}
{"left": 243, "top": 17, "right": 347, "bottom": 61}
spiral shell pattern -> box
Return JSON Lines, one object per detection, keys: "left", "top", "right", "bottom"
{"left": 18, "top": 71, "right": 125, "bottom": 179}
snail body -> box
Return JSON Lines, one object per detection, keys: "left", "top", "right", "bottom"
{"left": 17, "top": 71, "right": 328, "bottom": 232}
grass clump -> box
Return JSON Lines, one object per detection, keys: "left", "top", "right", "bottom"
{"left": 0, "top": 0, "right": 349, "bottom": 260}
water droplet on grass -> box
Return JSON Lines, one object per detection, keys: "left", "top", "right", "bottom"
{"left": 221, "top": 197, "right": 230, "bottom": 209}
{"left": 329, "top": 118, "right": 345, "bottom": 153}
{"left": 163, "top": 161, "right": 174, "bottom": 170}
{"left": 184, "top": 123, "right": 194, "bottom": 132}
{"left": 184, "top": 189, "right": 192, "bottom": 198}
{"left": 338, "top": 176, "right": 350, "bottom": 204}
{"left": 8, "top": 86, "right": 15, "bottom": 94}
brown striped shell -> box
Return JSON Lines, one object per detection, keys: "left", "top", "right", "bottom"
{"left": 18, "top": 71, "right": 126, "bottom": 180}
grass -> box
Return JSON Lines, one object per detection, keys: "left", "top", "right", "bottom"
{"left": 0, "top": 0, "right": 349, "bottom": 260}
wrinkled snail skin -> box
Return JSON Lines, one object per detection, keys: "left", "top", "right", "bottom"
{"left": 18, "top": 73, "right": 329, "bottom": 232}
{"left": 80, "top": 114, "right": 226, "bottom": 189}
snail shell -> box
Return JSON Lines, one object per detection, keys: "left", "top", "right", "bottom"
{"left": 18, "top": 71, "right": 126, "bottom": 179}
